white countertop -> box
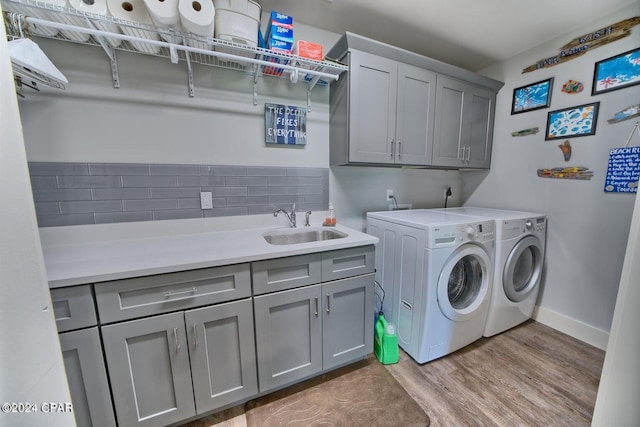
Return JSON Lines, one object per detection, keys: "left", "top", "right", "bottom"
{"left": 40, "top": 215, "right": 378, "bottom": 288}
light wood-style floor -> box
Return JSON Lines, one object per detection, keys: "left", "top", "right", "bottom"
{"left": 182, "top": 320, "right": 605, "bottom": 427}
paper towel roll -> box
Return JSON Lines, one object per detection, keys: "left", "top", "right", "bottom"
{"left": 142, "top": 0, "right": 182, "bottom": 43}
{"left": 107, "top": 0, "right": 161, "bottom": 54}
{"left": 31, "top": 0, "right": 91, "bottom": 42}
{"left": 68, "top": 0, "right": 123, "bottom": 47}
{"left": 178, "top": 0, "right": 215, "bottom": 50}
{"left": 1, "top": 2, "right": 59, "bottom": 37}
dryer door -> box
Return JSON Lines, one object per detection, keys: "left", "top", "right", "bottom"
{"left": 503, "top": 235, "right": 543, "bottom": 302}
{"left": 437, "top": 244, "right": 491, "bottom": 321}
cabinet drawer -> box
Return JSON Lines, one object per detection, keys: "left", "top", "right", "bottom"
{"left": 252, "top": 253, "right": 322, "bottom": 295}
{"left": 51, "top": 285, "right": 97, "bottom": 332}
{"left": 321, "top": 245, "right": 375, "bottom": 282}
{"left": 95, "top": 264, "right": 251, "bottom": 323}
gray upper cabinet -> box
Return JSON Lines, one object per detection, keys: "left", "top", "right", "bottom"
{"left": 327, "top": 32, "right": 503, "bottom": 169}
{"left": 330, "top": 49, "right": 436, "bottom": 166}
{"left": 432, "top": 76, "right": 496, "bottom": 168}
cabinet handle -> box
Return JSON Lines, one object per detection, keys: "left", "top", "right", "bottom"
{"left": 192, "top": 324, "right": 198, "bottom": 349}
{"left": 458, "top": 146, "right": 465, "bottom": 161}
{"left": 164, "top": 287, "right": 197, "bottom": 298}
{"left": 390, "top": 139, "right": 394, "bottom": 158}
{"left": 173, "top": 327, "right": 180, "bottom": 353}
{"left": 326, "top": 294, "right": 331, "bottom": 313}
{"left": 397, "top": 141, "right": 402, "bottom": 158}
{"left": 314, "top": 296, "right": 319, "bottom": 317}
{"left": 466, "top": 146, "right": 471, "bottom": 162}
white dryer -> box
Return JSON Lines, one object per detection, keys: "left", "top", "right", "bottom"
{"left": 366, "top": 209, "right": 495, "bottom": 363}
{"left": 434, "top": 207, "right": 547, "bottom": 337}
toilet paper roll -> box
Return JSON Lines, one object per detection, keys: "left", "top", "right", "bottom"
{"left": 107, "top": 0, "right": 161, "bottom": 54}
{"left": 68, "top": 0, "right": 123, "bottom": 47}
{"left": 142, "top": 0, "right": 182, "bottom": 43}
{"left": 178, "top": 0, "right": 215, "bottom": 50}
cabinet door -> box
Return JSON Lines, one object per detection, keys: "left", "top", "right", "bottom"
{"left": 59, "top": 328, "right": 116, "bottom": 427}
{"left": 433, "top": 76, "right": 496, "bottom": 168}
{"left": 432, "top": 75, "right": 466, "bottom": 167}
{"left": 185, "top": 298, "right": 258, "bottom": 414}
{"left": 254, "top": 284, "right": 322, "bottom": 392}
{"left": 348, "top": 49, "right": 397, "bottom": 164}
{"left": 322, "top": 273, "right": 375, "bottom": 370}
{"left": 395, "top": 63, "right": 436, "bottom": 165}
{"left": 102, "top": 312, "right": 196, "bottom": 427}
{"left": 464, "top": 85, "right": 495, "bottom": 168}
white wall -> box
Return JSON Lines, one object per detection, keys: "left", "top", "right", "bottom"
{"left": 592, "top": 184, "right": 640, "bottom": 426}
{"left": 465, "top": 2, "right": 640, "bottom": 347}
{"left": 0, "top": 9, "right": 74, "bottom": 426}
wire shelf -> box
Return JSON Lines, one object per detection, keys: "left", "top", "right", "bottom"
{"left": 2, "top": 0, "right": 348, "bottom": 105}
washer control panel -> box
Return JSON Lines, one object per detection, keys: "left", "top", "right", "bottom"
{"left": 429, "top": 220, "right": 495, "bottom": 248}
{"left": 458, "top": 220, "right": 495, "bottom": 243}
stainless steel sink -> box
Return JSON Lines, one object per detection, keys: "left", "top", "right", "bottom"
{"left": 263, "top": 228, "right": 348, "bottom": 245}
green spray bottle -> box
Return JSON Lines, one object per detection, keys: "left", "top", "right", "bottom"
{"left": 374, "top": 312, "right": 399, "bottom": 364}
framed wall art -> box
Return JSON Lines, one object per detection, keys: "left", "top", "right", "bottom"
{"left": 592, "top": 47, "right": 640, "bottom": 95}
{"left": 545, "top": 102, "right": 600, "bottom": 140}
{"left": 511, "top": 77, "right": 554, "bottom": 114}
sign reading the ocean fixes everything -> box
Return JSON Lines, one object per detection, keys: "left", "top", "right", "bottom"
{"left": 604, "top": 146, "right": 640, "bottom": 193}
{"left": 265, "top": 103, "right": 307, "bottom": 145}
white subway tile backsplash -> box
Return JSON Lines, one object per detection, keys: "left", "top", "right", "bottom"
{"left": 29, "top": 162, "right": 329, "bottom": 227}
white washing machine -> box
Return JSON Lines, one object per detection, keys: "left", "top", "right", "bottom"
{"left": 366, "top": 209, "right": 495, "bottom": 363}
{"left": 434, "top": 207, "right": 547, "bottom": 337}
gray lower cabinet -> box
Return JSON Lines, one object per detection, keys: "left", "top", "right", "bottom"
{"left": 102, "top": 298, "right": 257, "bottom": 427}
{"left": 51, "top": 285, "right": 116, "bottom": 427}
{"left": 59, "top": 328, "right": 116, "bottom": 427}
{"left": 254, "top": 284, "right": 323, "bottom": 391}
{"left": 185, "top": 299, "right": 258, "bottom": 412}
{"left": 322, "top": 274, "right": 374, "bottom": 370}
{"left": 254, "top": 273, "right": 374, "bottom": 393}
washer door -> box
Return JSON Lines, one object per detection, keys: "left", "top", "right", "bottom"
{"left": 437, "top": 244, "right": 491, "bottom": 321}
{"left": 503, "top": 235, "right": 543, "bottom": 302}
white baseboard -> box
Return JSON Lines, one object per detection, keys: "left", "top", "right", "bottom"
{"left": 532, "top": 306, "right": 609, "bottom": 351}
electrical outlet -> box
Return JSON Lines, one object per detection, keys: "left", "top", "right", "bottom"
{"left": 200, "top": 192, "right": 213, "bottom": 209}
{"left": 386, "top": 189, "right": 394, "bottom": 200}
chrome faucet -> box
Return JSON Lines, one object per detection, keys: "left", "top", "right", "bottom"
{"left": 274, "top": 204, "right": 296, "bottom": 228}
{"left": 305, "top": 211, "right": 312, "bottom": 227}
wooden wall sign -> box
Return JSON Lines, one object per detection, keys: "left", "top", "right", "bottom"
{"left": 604, "top": 146, "right": 640, "bottom": 193}
{"left": 264, "top": 103, "right": 307, "bottom": 145}
{"left": 522, "top": 16, "right": 640, "bottom": 73}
